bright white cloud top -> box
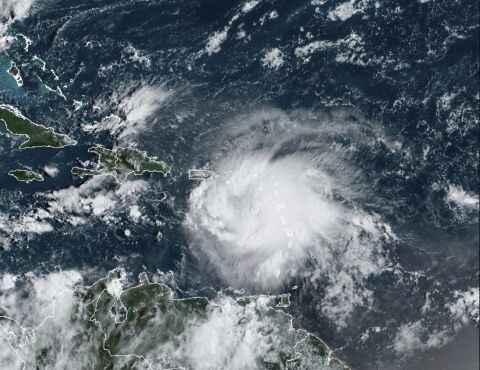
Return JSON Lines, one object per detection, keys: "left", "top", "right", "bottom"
{"left": 184, "top": 109, "right": 395, "bottom": 325}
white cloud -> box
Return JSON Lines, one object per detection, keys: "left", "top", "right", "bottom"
{"left": 446, "top": 287, "right": 479, "bottom": 328}
{"left": 182, "top": 297, "right": 268, "bottom": 369}
{"left": 394, "top": 287, "right": 479, "bottom": 355}
{"left": 0, "top": 175, "right": 150, "bottom": 246}
{"left": 241, "top": 0, "right": 260, "bottom": 13}
{"left": 84, "top": 84, "right": 172, "bottom": 141}
{"left": 328, "top": 0, "right": 364, "bottom": 21}
{"left": 0, "top": 0, "right": 34, "bottom": 21}
{"left": 46, "top": 175, "right": 148, "bottom": 224}
{"left": 205, "top": 28, "right": 229, "bottom": 55}
{"left": 120, "top": 85, "right": 171, "bottom": 126}
{"left": 129, "top": 205, "right": 142, "bottom": 222}
{"left": 106, "top": 270, "right": 126, "bottom": 298}
{"left": 393, "top": 321, "right": 451, "bottom": 354}
{"left": 204, "top": 0, "right": 261, "bottom": 55}
{"left": 0, "top": 209, "right": 54, "bottom": 240}
{"left": 0, "top": 274, "right": 17, "bottom": 290}
{"left": 295, "top": 32, "right": 368, "bottom": 66}
{"left": 133, "top": 294, "right": 340, "bottom": 369}
{"left": 184, "top": 109, "right": 394, "bottom": 326}
{"left": 446, "top": 185, "right": 479, "bottom": 209}
{"left": 294, "top": 40, "right": 334, "bottom": 60}
{"left": 262, "top": 48, "right": 284, "bottom": 69}
{"left": 125, "top": 44, "right": 151, "bottom": 67}
{"left": 0, "top": 268, "right": 346, "bottom": 369}
{"left": 43, "top": 165, "right": 59, "bottom": 177}
{"left": 0, "top": 0, "right": 35, "bottom": 49}
{"left": 0, "top": 270, "right": 84, "bottom": 369}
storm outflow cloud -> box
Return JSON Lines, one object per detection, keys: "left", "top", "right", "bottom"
{"left": 184, "top": 109, "right": 394, "bottom": 325}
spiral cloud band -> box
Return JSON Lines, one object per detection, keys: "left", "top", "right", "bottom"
{"left": 184, "top": 109, "right": 394, "bottom": 325}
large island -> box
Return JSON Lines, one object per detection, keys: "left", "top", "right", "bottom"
{"left": 0, "top": 104, "right": 77, "bottom": 149}
{"left": 8, "top": 169, "right": 44, "bottom": 183}
{"left": 72, "top": 144, "right": 171, "bottom": 183}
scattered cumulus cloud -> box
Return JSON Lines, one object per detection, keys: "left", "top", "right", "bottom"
{"left": 84, "top": 84, "right": 173, "bottom": 141}
{"left": 393, "top": 321, "right": 450, "bottom": 354}
{"left": 46, "top": 175, "right": 148, "bottom": 224}
{"left": 393, "top": 286, "right": 479, "bottom": 355}
{"left": 262, "top": 48, "right": 284, "bottom": 69}
{"left": 204, "top": 0, "right": 260, "bottom": 55}
{"left": 0, "top": 176, "right": 149, "bottom": 248}
{"left": 295, "top": 32, "right": 368, "bottom": 66}
{"left": 328, "top": 0, "right": 364, "bottom": 21}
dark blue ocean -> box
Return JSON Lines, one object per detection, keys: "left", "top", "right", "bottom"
{"left": 0, "top": 1, "right": 478, "bottom": 369}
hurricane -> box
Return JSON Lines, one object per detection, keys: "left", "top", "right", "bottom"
{"left": 1, "top": 0, "right": 478, "bottom": 368}
{"left": 184, "top": 109, "right": 393, "bottom": 324}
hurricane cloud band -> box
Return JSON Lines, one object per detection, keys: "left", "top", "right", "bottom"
{"left": 184, "top": 109, "right": 395, "bottom": 325}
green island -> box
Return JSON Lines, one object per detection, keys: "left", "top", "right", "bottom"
{"left": 8, "top": 169, "right": 44, "bottom": 183}
{"left": 7, "top": 62, "right": 23, "bottom": 86}
{"left": 188, "top": 168, "right": 216, "bottom": 180}
{"left": 71, "top": 144, "right": 171, "bottom": 183}
{"left": 0, "top": 104, "right": 77, "bottom": 149}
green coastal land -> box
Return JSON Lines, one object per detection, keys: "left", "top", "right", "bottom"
{"left": 7, "top": 62, "right": 23, "bottom": 86}
{"left": 0, "top": 104, "right": 77, "bottom": 149}
{"left": 71, "top": 144, "right": 171, "bottom": 183}
{"left": 74, "top": 270, "right": 348, "bottom": 369}
{"left": 8, "top": 169, "right": 44, "bottom": 183}
{"left": 0, "top": 268, "right": 349, "bottom": 369}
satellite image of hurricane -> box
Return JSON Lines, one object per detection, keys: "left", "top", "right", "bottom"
{"left": 0, "top": 0, "right": 478, "bottom": 369}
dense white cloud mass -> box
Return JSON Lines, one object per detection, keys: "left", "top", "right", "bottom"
{"left": 446, "top": 185, "right": 479, "bottom": 209}
{"left": 119, "top": 85, "right": 172, "bottom": 128}
{"left": 184, "top": 109, "right": 395, "bottom": 326}
{"left": 186, "top": 153, "right": 341, "bottom": 287}
{"left": 46, "top": 175, "right": 148, "bottom": 221}
{"left": 328, "top": 1, "right": 364, "bottom": 21}
{"left": 0, "top": 0, "right": 35, "bottom": 49}
{"left": 0, "top": 0, "right": 34, "bottom": 21}
{"left": 0, "top": 270, "right": 86, "bottom": 369}
{"left": 0, "top": 269, "right": 345, "bottom": 370}
{"left": 140, "top": 296, "right": 286, "bottom": 369}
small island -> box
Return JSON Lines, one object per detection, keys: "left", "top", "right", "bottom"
{"left": 188, "top": 168, "right": 216, "bottom": 180}
{"left": 7, "top": 62, "right": 23, "bottom": 87}
{"left": 8, "top": 169, "right": 44, "bottom": 183}
{"left": 0, "top": 104, "right": 77, "bottom": 149}
{"left": 72, "top": 144, "right": 171, "bottom": 183}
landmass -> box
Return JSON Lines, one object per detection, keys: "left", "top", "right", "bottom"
{"left": 0, "top": 104, "right": 77, "bottom": 149}
{"left": 7, "top": 62, "right": 23, "bottom": 87}
{"left": 0, "top": 269, "right": 349, "bottom": 369}
{"left": 86, "top": 271, "right": 349, "bottom": 369}
{"left": 8, "top": 169, "right": 44, "bottom": 183}
{"left": 71, "top": 144, "right": 171, "bottom": 183}
{"left": 188, "top": 168, "right": 216, "bottom": 180}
